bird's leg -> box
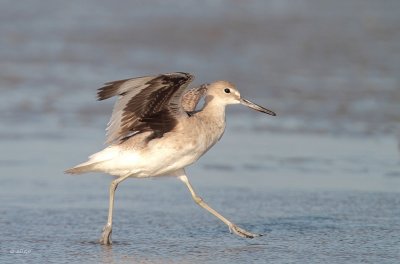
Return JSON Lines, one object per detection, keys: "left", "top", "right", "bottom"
{"left": 100, "top": 173, "right": 131, "bottom": 245}
{"left": 177, "top": 172, "right": 261, "bottom": 238}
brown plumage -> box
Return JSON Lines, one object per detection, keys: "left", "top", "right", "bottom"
{"left": 181, "top": 84, "right": 208, "bottom": 113}
{"left": 66, "top": 72, "right": 276, "bottom": 245}
{"left": 96, "top": 72, "right": 195, "bottom": 144}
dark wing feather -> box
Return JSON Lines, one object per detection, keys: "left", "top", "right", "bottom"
{"left": 98, "top": 77, "right": 133, "bottom": 100}
{"left": 98, "top": 72, "right": 194, "bottom": 144}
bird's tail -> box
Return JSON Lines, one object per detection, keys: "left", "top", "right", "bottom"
{"left": 65, "top": 146, "right": 118, "bottom": 175}
{"left": 65, "top": 163, "right": 97, "bottom": 174}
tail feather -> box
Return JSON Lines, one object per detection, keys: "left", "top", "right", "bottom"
{"left": 65, "top": 146, "right": 118, "bottom": 175}
{"left": 65, "top": 158, "right": 104, "bottom": 175}
{"left": 65, "top": 163, "right": 97, "bottom": 174}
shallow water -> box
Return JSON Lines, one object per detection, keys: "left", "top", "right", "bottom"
{"left": 2, "top": 128, "right": 400, "bottom": 263}
{"left": 1, "top": 0, "right": 400, "bottom": 263}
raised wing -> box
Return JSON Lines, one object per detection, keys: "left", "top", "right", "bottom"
{"left": 97, "top": 72, "right": 194, "bottom": 144}
{"left": 181, "top": 84, "right": 208, "bottom": 112}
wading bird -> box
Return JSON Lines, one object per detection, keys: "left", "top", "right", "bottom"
{"left": 66, "top": 72, "right": 276, "bottom": 245}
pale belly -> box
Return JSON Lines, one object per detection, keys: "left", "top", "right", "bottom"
{"left": 94, "top": 114, "right": 225, "bottom": 177}
{"left": 98, "top": 131, "right": 214, "bottom": 177}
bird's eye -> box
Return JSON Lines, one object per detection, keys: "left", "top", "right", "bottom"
{"left": 224, "top": 88, "right": 231, "bottom": 93}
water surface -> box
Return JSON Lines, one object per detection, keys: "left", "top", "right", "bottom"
{"left": 1, "top": 0, "right": 399, "bottom": 263}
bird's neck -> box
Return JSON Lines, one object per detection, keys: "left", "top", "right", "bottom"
{"left": 186, "top": 96, "right": 227, "bottom": 152}
{"left": 199, "top": 96, "right": 227, "bottom": 130}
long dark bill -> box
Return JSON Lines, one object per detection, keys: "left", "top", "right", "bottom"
{"left": 240, "top": 98, "right": 276, "bottom": 116}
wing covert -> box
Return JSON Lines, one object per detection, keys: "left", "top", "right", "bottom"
{"left": 98, "top": 72, "right": 194, "bottom": 144}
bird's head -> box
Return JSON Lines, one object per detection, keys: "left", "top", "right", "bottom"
{"left": 206, "top": 81, "right": 276, "bottom": 116}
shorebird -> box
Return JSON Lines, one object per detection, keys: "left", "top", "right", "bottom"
{"left": 66, "top": 72, "right": 276, "bottom": 245}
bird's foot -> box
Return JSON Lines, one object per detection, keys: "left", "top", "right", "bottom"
{"left": 228, "top": 224, "right": 262, "bottom": 238}
{"left": 100, "top": 224, "right": 112, "bottom": 245}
